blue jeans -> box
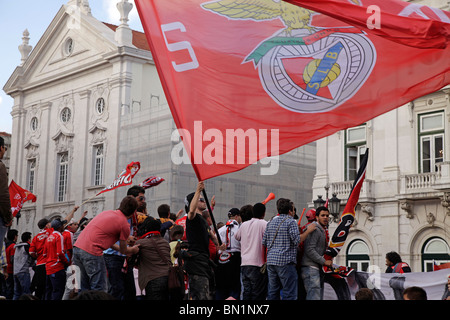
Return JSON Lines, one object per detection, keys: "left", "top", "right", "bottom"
{"left": 104, "top": 254, "right": 126, "bottom": 300}
{"left": 241, "top": 266, "right": 268, "bottom": 300}
{"left": 301, "top": 266, "right": 324, "bottom": 300}
{"left": 0, "top": 219, "right": 7, "bottom": 254}
{"left": 46, "top": 269, "right": 67, "bottom": 300}
{"left": 267, "top": 263, "right": 298, "bottom": 300}
{"left": 73, "top": 247, "right": 107, "bottom": 292}
{"left": 13, "top": 272, "right": 31, "bottom": 300}
{"left": 145, "top": 276, "right": 169, "bottom": 300}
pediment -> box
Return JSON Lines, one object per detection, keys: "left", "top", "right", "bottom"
{"left": 24, "top": 140, "right": 40, "bottom": 159}
{"left": 52, "top": 129, "right": 75, "bottom": 142}
{"left": 4, "top": 5, "right": 119, "bottom": 93}
{"left": 88, "top": 124, "right": 107, "bottom": 145}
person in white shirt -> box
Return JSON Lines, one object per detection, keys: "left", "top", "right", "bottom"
{"left": 216, "top": 208, "right": 242, "bottom": 300}
{"left": 235, "top": 203, "right": 268, "bottom": 300}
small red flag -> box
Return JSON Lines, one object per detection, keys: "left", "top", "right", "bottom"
{"left": 97, "top": 162, "right": 141, "bottom": 195}
{"left": 139, "top": 176, "right": 165, "bottom": 189}
{"left": 9, "top": 180, "right": 37, "bottom": 217}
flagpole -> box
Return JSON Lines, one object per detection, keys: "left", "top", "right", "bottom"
{"left": 298, "top": 208, "right": 306, "bottom": 227}
{"left": 202, "top": 188, "right": 222, "bottom": 246}
{"left": 80, "top": 192, "right": 100, "bottom": 207}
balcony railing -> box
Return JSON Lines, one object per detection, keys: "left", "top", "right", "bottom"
{"left": 330, "top": 179, "right": 375, "bottom": 201}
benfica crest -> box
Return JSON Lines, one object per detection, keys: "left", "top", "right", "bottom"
{"left": 202, "top": 0, "right": 376, "bottom": 113}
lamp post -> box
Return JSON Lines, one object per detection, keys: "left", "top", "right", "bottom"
{"left": 313, "top": 195, "right": 326, "bottom": 209}
{"left": 328, "top": 193, "right": 341, "bottom": 222}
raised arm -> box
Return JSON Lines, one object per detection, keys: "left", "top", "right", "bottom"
{"left": 188, "top": 181, "right": 204, "bottom": 220}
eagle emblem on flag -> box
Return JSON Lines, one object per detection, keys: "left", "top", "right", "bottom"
{"left": 202, "top": 0, "right": 376, "bottom": 113}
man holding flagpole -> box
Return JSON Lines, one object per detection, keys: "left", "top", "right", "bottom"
{"left": 300, "top": 206, "right": 333, "bottom": 300}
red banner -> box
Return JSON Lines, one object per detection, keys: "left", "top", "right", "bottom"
{"left": 97, "top": 162, "right": 141, "bottom": 195}
{"left": 135, "top": 0, "right": 450, "bottom": 181}
{"left": 9, "top": 180, "right": 37, "bottom": 217}
{"left": 285, "top": 0, "right": 450, "bottom": 49}
{"left": 139, "top": 176, "right": 165, "bottom": 189}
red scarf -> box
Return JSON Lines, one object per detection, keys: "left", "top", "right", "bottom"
{"left": 325, "top": 227, "right": 330, "bottom": 246}
{"left": 138, "top": 231, "right": 161, "bottom": 240}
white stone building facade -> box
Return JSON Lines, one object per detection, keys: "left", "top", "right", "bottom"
{"left": 312, "top": 0, "right": 450, "bottom": 273}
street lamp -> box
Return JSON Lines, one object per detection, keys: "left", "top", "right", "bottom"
{"left": 328, "top": 193, "right": 341, "bottom": 222}
{"left": 313, "top": 195, "right": 326, "bottom": 209}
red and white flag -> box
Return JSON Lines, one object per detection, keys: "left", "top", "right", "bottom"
{"left": 97, "top": 162, "right": 141, "bottom": 195}
{"left": 139, "top": 176, "right": 165, "bottom": 189}
{"left": 135, "top": 0, "right": 450, "bottom": 181}
{"left": 285, "top": 0, "right": 450, "bottom": 49}
{"left": 9, "top": 180, "right": 37, "bottom": 217}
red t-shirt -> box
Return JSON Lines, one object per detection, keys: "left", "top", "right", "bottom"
{"left": 5, "top": 243, "right": 15, "bottom": 274}
{"left": 44, "top": 231, "right": 69, "bottom": 275}
{"left": 74, "top": 209, "right": 131, "bottom": 256}
{"left": 30, "top": 228, "right": 53, "bottom": 266}
{"left": 62, "top": 230, "right": 74, "bottom": 263}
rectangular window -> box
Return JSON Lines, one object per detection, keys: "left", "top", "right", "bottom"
{"left": 235, "top": 183, "right": 246, "bottom": 207}
{"left": 27, "top": 159, "right": 36, "bottom": 194}
{"left": 57, "top": 152, "right": 69, "bottom": 202}
{"left": 418, "top": 111, "right": 444, "bottom": 173}
{"left": 93, "top": 145, "right": 104, "bottom": 186}
{"left": 345, "top": 125, "right": 366, "bottom": 181}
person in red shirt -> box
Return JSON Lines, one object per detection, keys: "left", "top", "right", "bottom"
{"left": 29, "top": 218, "right": 52, "bottom": 300}
{"left": 5, "top": 229, "right": 18, "bottom": 299}
{"left": 44, "top": 219, "right": 69, "bottom": 300}
{"left": 73, "top": 196, "right": 140, "bottom": 293}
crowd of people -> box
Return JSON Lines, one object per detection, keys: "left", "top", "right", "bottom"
{"left": 2, "top": 174, "right": 447, "bottom": 301}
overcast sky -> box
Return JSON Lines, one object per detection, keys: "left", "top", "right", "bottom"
{"left": 0, "top": 0, "right": 143, "bottom": 133}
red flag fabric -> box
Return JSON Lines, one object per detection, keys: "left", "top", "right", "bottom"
{"left": 97, "top": 162, "right": 141, "bottom": 195}
{"left": 139, "top": 176, "right": 165, "bottom": 189}
{"left": 285, "top": 0, "right": 450, "bottom": 49}
{"left": 323, "top": 149, "right": 368, "bottom": 275}
{"left": 433, "top": 262, "right": 450, "bottom": 271}
{"left": 135, "top": 0, "right": 450, "bottom": 181}
{"left": 9, "top": 180, "right": 37, "bottom": 217}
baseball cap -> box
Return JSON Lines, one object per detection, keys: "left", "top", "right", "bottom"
{"left": 50, "top": 219, "right": 63, "bottom": 230}
{"left": 227, "top": 208, "right": 240, "bottom": 218}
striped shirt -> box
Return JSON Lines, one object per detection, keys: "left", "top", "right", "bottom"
{"left": 262, "top": 214, "right": 300, "bottom": 266}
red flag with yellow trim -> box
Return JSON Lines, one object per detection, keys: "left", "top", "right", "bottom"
{"left": 323, "top": 148, "right": 368, "bottom": 275}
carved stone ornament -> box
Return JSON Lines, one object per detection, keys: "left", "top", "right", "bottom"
{"left": 24, "top": 141, "right": 40, "bottom": 159}
{"left": 361, "top": 203, "right": 374, "bottom": 221}
{"left": 426, "top": 212, "right": 436, "bottom": 226}
{"left": 440, "top": 192, "right": 450, "bottom": 216}
{"left": 89, "top": 125, "right": 107, "bottom": 146}
{"left": 400, "top": 200, "right": 414, "bottom": 219}
{"left": 52, "top": 130, "right": 75, "bottom": 155}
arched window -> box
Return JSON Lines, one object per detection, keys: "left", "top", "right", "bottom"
{"left": 346, "top": 239, "right": 370, "bottom": 272}
{"left": 422, "top": 237, "right": 450, "bottom": 272}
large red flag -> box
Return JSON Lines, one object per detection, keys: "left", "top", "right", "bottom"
{"left": 285, "top": 0, "right": 450, "bottom": 49}
{"left": 135, "top": 0, "right": 450, "bottom": 181}
{"left": 9, "top": 180, "right": 37, "bottom": 217}
{"left": 97, "top": 162, "right": 141, "bottom": 195}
